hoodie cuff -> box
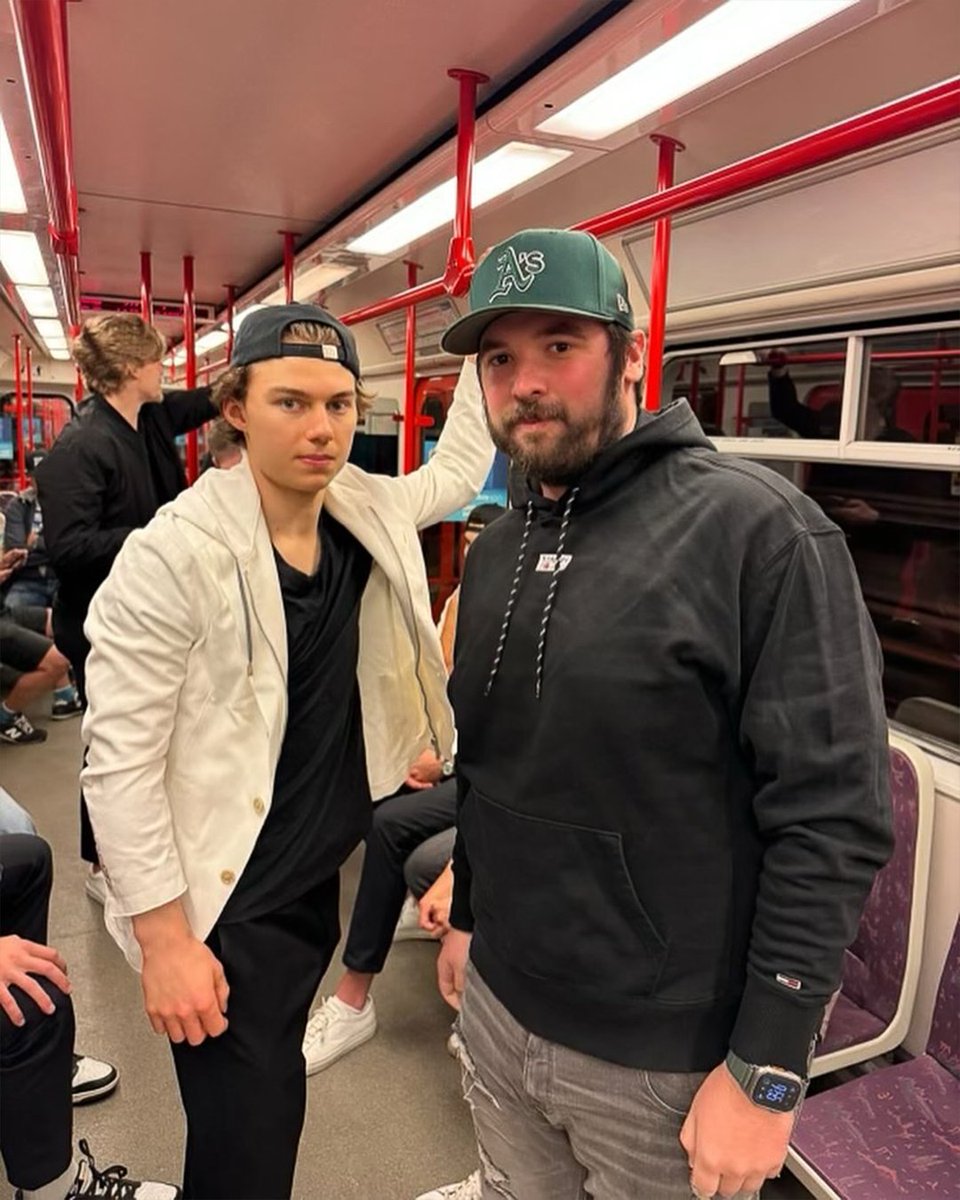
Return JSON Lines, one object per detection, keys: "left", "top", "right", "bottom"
{"left": 728, "top": 974, "right": 825, "bottom": 1077}
{"left": 449, "top": 882, "right": 475, "bottom": 933}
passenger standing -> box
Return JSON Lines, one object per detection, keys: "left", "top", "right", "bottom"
{"left": 79, "top": 304, "right": 492, "bottom": 1200}
{"left": 34, "top": 315, "right": 215, "bottom": 890}
{"left": 428, "top": 229, "right": 892, "bottom": 1200}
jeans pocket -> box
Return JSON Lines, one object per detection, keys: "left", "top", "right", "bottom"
{"left": 641, "top": 1069, "right": 708, "bottom": 1118}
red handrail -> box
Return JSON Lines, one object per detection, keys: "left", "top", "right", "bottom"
{"left": 10, "top": 0, "right": 81, "bottom": 327}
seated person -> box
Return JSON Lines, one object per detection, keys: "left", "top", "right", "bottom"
{"left": 0, "top": 829, "right": 178, "bottom": 1199}
{"left": 303, "top": 503, "right": 505, "bottom": 1075}
{"left": 2, "top": 455, "right": 57, "bottom": 610}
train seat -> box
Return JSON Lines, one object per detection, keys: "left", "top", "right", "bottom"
{"left": 811, "top": 736, "right": 935, "bottom": 1076}
{"left": 786, "top": 919, "right": 960, "bottom": 1200}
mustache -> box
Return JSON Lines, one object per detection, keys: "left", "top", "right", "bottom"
{"left": 501, "top": 400, "right": 566, "bottom": 431}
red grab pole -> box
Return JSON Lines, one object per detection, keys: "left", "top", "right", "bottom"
{"left": 443, "top": 68, "right": 489, "bottom": 295}
{"left": 281, "top": 232, "right": 296, "bottom": 303}
{"left": 225, "top": 285, "right": 236, "bottom": 361}
{"left": 140, "top": 251, "right": 153, "bottom": 323}
{"left": 643, "top": 135, "right": 684, "bottom": 412}
{"left": 13, "top": 335, "right": 26, "bottom": 489}
{"left": 183, "top": 255, "right": 199, "bottom": 481}
{"left": 25, "top": 345, "right": 35, "bottom": 453}
{"left": 402, "top": 260, "right": 421, "bottom": 475}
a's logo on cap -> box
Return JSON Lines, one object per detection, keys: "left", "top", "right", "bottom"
{"left": 489, "top": 246, "right": 545, "bottom": 300}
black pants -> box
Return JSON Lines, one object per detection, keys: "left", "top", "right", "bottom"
{"left": 342, "top": 780, "right": 456, "bottom": 975}
{"left": 170, "top": 875, "right": 341, "bottom": 1200}
{"left": 52, "top": 607, "right": 98, "bottom": 866}
{"left": 0, "top": 835, "right": 74, "bottom": 1190}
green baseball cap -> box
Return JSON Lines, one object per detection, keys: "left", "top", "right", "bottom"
{"left": 441, "top": 228, "right": 634, "bottom": 356}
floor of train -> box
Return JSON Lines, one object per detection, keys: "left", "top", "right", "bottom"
{"left": 2, "top": 714, "right": 810, "bottom": 1199}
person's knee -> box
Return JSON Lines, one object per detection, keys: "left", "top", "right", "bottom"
{"left": 0, "top": 975, "right": 75, "bottom": 1066}
{"left": 38, "top": 646, "right": 70, "bottom": 680}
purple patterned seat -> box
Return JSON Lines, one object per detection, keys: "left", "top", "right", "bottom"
{"left": 815, "top": 746, "right": 925, "bottom": 1063}
{"left": 790, "top": 920, "right": 960, "bottom": 1200}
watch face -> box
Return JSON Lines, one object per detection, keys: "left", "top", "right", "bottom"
{"left": 752, "top": 1073, "right": 802, "bottom": 1112}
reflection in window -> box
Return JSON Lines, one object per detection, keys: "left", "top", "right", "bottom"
{"left": 751, "top": 458, "right": 959, "bottom": 747}
{"left": 662, "top": 340, "right": 846, "bottom": 439}
{"left": 859, "top": 329, "right": 960, "bottom": 445}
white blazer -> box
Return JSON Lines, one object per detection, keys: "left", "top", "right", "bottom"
{"left": 81, "top": 363, "right": 492, "bottom": 968}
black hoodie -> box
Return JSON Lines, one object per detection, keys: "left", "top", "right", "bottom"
{"left": 449, "top": 400, "right": 892, "bottom": 1077}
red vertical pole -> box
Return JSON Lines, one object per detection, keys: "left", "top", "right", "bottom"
{"left": 183, "top": 255, "right": 199, "bottom": 481}
{"left": 140, "top": 251, "right": 153, "bottom": 323}
{"left": 643, "top": 135, "right": 684, "bottom": 412}
{"left": 443, "top": 68, "right": 489, "bottom": 294}
{"left": 25, "top": 345, "right": 35, "bottom": 453}
{"left": 13, "top": 335, "right": 26, "bottom": 489}
{"left": 403, "top": 260, "right": 420, "bottom": 475}
{"left": 281, "top": 232, "right": 296, "bottom": 303}
{"left": 225, "top": 284, "right": 236, "bottom": 362}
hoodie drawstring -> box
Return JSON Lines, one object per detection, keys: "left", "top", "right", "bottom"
{"left": 235, "top": 562, "right": 254, "bottom": 675}
{"left": 484, "top": 485, "right": 579, "bottom": 701}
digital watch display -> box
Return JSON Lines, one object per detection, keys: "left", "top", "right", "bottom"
{"left": 725, "top": 1050, "right": 807, "bottom": 1113}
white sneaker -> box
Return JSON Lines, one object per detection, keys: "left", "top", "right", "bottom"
{"left": 84, "top": 868, "right": 107, "bottom": 905}
{"left": 393, "top": 892, "right": 433, "bottom": 941}
{"left": 302, "top": 995, "right": 377, "bottom": 1076}
{"left": 72, "top": 1052, "right": 119, "bottom": 1104}
{"left": 415, "top": 1170, "right": 482, "bottom": 1200}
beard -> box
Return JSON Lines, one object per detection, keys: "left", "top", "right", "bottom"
{"left": 483, "top": 364, "right": 629, "bottom": 487}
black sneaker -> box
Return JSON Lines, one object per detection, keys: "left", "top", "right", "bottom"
{"left": 52, "top": 694, "right": 83, "bottom": 720}
{"left": 72, "top": 1052, "right": 119, "bottom": 1104}
{"left": 67, "top": 1139, "right": 181, "bottom": 1198}
{"left": 0, "top": 712, "right": 47, "bottom": 745}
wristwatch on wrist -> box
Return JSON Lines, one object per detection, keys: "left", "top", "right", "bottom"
{"left": 725, "top": 1049, "right": 807, "bottom": 1113}
{"left": 440, "top": 758, "right": 455, "bottom": 778}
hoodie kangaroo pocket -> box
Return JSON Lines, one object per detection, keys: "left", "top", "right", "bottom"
{"left": 462, "top": 788, "right": 666, "bottom": 999}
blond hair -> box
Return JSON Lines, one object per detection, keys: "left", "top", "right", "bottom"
{"left": 71, "top": 314, "right": 165, "bottom": 395}
{"left": 212, "top": 321, "right": 374, "bottom": 438}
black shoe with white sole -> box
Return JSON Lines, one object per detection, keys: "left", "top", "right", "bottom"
{"left": 0, "top": 711, "right": 47, "bottom": 744}
{"left": 72, "top": 1053, "right": 119, "bottom": 1104}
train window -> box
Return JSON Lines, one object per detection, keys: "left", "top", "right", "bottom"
{"left": 749, "top": 457, "right": 959, "bottom": 748}
{"left": 858, "top": 329, "right": 960, "bottom": 446}
{"left": 662, "top": 339, "right": 848, "bottom": 440}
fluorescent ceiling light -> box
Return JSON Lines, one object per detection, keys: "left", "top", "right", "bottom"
{"left": 34, "top": 317, "right": 66, "bottom": 342}
{"left": 232, "top": 303, "right": 267, "bottom": 330}
{"left": 347, "top": 142, "right": 571, "bottom": 257}
{"left": 293, "top": 261, "right": 356, "bottom": 300}
{"left": 48, "top": 347, "right": 72, "bottom": 360}
{"left": 195, "top": 326, "right": 229, "bottom": 355}
{"left": 0, "top": 114, "right": 27, "bottom": 213}
{"left": 537, "top": 0, "right": 859, "bottom": 141}
{"left": 16, "top": 284, "right": 58, "bottom": 318}
{"left": 0, "top": 230, "right": 48, "bottom": 285}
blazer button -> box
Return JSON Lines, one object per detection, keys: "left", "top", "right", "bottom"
{"left": 253, "top": 796, "right": 265, "bottom": 816}
{"left": 220, "top": 869, "right": 235, "bottom": 885}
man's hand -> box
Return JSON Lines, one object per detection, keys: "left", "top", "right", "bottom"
{"left": 133, "top": 901, "right": 229, "bottom": 1046}
{"left": 437, "top": 928, "right": 471, "bottom": 1010}
{"left": 418, "top": 863, "right": 453, "bottom": 936}
{"left": 680, "top": 1063, "right": 794, "bottom": 1199}
{"left": 405, "top": 750, "right": 444, "bottom": 790}
{"left": 0, "top": 934, "right": 70, "bottom": 1026}
{"left": 0, "top": 547, "right": 28, "bottom": 584}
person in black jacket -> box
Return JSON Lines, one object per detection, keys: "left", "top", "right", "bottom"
{"left": 423, "top": 230, "right": 892, "bottom": 1200}
{"left": 35, "top": 314, "right": 214, "bottom": 881}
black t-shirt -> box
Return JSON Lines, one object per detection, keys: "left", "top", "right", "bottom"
{"left": 221, "top": 512, "right": 373, "bottom": 922}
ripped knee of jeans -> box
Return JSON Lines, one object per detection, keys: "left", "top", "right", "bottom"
{"left": 456, "top": 1020, "right": 502, "bottom": 1112}
{"left": 476, "top": 1138, "right": 518, "bottom": 1199}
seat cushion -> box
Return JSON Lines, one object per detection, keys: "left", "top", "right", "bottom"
{"left": 816, "top": 993, "right": 887, "bottom": 1057}
{"left": 792, "top": 1055, "right": 960, "bottom": 1199}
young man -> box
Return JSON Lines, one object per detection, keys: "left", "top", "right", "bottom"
{"left": 429, "top": 229, "right": 892, "bottom": 1200}
{"left": 80, "top": 303, "right": 492, "bottom": 1199}
{"left": 35, "top": 314, "right": 215, "bottom": 891}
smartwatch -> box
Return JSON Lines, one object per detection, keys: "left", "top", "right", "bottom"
{"left": 725, "top": 1050, "right": 807, "bottom": 1113}
{"left": 440, "top": 759, "right": 455, "bottom": 778}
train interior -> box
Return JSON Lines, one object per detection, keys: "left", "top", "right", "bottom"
{"left": 0, "top": 0, "right": 958, "bottom": 1196}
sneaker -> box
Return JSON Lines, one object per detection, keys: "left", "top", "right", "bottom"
{"left": 13, "top": 1138, "right": 183, "bottom": 1199}
{"left": 52, "top": 694, "right": 83, "bottom": 720}
{"left": 394, "top": 892, "right": 433, "bottom": 942}
{"left": 85, "top": 868, "right": 107, "bottom": 905}
{"left": 415, "top": 1170, "right": 482, "bottom": 1200}
{"left": 302, "top": 994, "right": 377, "bottom": 1076}
{"left": 72, "top": 1052, "right": 119, "bottom": 1104}
{"left": 0, "top": 711, "right": 47, "bottom": 745}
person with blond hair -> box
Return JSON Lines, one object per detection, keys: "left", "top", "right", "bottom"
{"left": 79, "top": 303, "right": 493, "bottom": 1198}
{"left": 34, "top": 314, "right": 214, "bottom": 891}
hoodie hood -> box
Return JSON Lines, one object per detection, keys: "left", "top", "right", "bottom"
{"left": 488, "top": 400, "right": 712, "bottom": 698}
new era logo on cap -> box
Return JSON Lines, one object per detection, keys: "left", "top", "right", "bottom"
{"left": 441, "top": 228, "right": 635, "bottom": 356}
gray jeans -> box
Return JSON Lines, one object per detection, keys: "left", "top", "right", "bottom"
{"left": 458, "top": 962, "right": 757, "bottom": 1200}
